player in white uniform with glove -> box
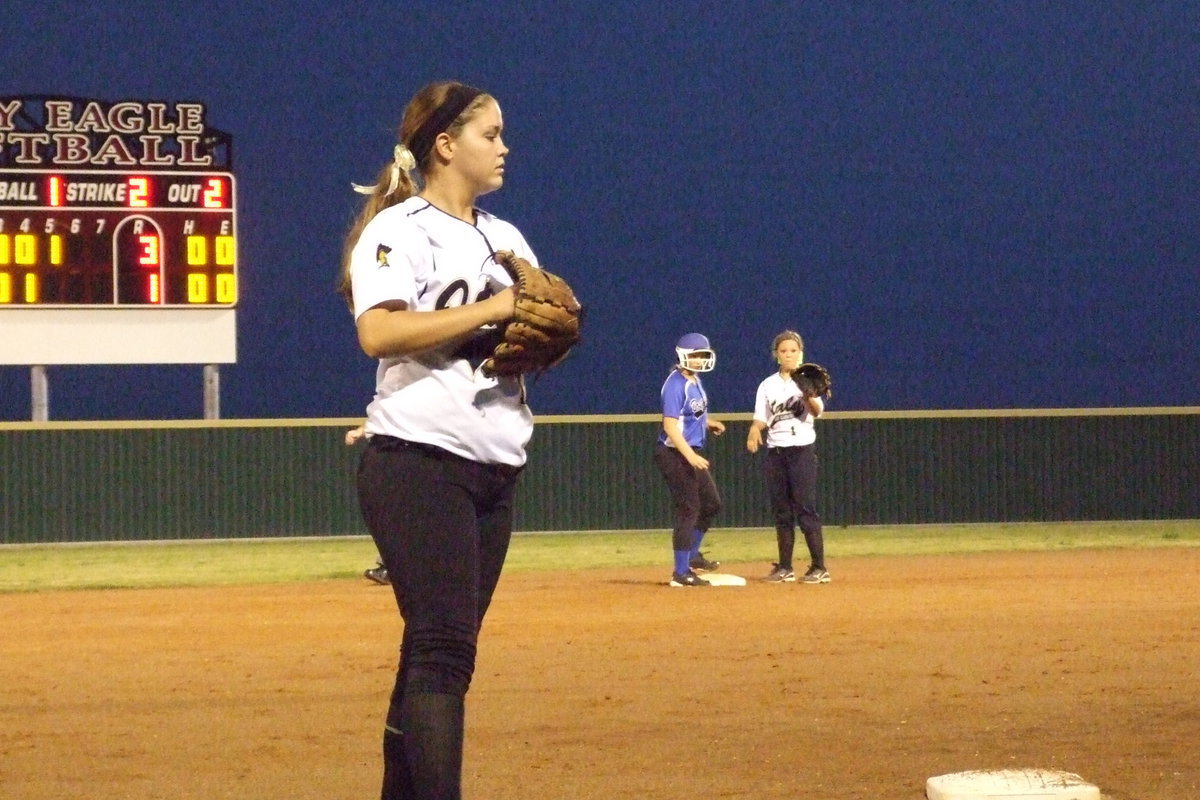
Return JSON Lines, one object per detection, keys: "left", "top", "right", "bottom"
{"left": 746, "top": 330, "right": 830, "bottom": 584}
{"left": 336, "top": 80, "right": 538, "bottom": 800}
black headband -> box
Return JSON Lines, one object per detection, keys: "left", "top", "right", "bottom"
{"left": 407, "top": 84, "right": 485, "bottom": 166}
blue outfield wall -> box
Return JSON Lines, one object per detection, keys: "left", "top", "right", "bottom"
{"left": 1, "top": 408, "right": 1197, "bottom": 544}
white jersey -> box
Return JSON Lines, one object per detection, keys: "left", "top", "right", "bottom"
{"left": 753, "top": 372, "right": 819, "bottom": 448}
{"left": 349, "top": 197, "right": 536, "bottom": 466}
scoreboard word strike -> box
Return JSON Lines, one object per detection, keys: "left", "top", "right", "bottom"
{"left": 0, "top": 96, "right": 236, "bottom": 307}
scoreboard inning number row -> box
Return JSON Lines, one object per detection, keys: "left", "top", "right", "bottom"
{"left": 0, "top": 169, "right": 237, "bottom": 307}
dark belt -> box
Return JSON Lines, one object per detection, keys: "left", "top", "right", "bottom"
{"left": 368, "top": 434, "right": 456, "bottom": 459}
{"left": 368, "top": 433, "right": 523, "bottom": 477}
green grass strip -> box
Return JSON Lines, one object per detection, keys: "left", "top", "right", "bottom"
{"left": 1, "top": 520, "right": 1196, "bottom": 593}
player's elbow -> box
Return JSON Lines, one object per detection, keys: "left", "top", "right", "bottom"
{"left": 358, "top": 339, "right": 385, "bottom": 359}
{"left": 356, "top": 309, "right": 399, "bottom": 358}
{"left": 357, "top": 328, "right": 398, "bottom": 359}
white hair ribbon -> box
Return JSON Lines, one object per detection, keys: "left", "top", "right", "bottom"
{"left": 351, "top": 144, "right": 417, "bottom": 196}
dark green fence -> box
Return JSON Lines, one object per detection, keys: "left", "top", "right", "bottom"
{"left": 0, "top": 420, "right": 364, "bottom": 543}
{"left": 2, "top": 408, "right": 1197, "bottom": 544}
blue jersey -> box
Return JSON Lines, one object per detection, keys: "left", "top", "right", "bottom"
{"left": 658, "top": 369, "right": 709, "bottom": 449}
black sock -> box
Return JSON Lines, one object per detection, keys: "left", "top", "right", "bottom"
{"left": 401, "top": 691, "right": 465, "bottom": 800}
{"left": 778, "top": 528, "right": 796, "bottom": 568}
{"left": 381, "top": 726, "right": 414, "bottom": 800}
{"left": 803, "top": 529, "right": 824, "bottom": 570}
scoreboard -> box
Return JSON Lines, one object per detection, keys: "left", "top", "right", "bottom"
{"left": 1, "top": 96, "right": 238, "bottom": 365}
{"left": 0, "top": 170, "right": 237, "bottom": 306}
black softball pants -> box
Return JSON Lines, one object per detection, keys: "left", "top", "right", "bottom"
{"left": 357, "top": 435, "right": 521, "bottom": 800}
{"left": 653, "top": 444, "right": 722, "bottom": 552}
{"left": 764, "top": 444, "right": 824, "bottom": 570}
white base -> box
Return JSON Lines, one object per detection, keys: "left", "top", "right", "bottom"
{"left": 926, "top": 769, "right": 1100, "bottom": 800}
{"left": 667, "top": 572, "right": 747, "bottom": 587}
{"left": 698, "top": 572, "right": 746, "bottom": 586}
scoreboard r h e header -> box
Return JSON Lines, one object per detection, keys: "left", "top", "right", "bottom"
{"left": 0, "top": 95, "right": 237, "bottom": 308}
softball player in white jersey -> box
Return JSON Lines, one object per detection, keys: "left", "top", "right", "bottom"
{"left": 337, "top": 81, "right": 535, "bottom": 800}
{"left": 746, "top": 331, "right": 830, "bottom": 584}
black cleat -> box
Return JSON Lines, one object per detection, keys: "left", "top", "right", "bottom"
{"left": 801, "top": 566, "right": 831, "bottom": 584}
{"left": 764, "top": 563, "right": 796, "bottom": 583}
{"left": 364, "top": 565, "right": 390, "bottom": 585}
{"left": 669, "top": 570, "right": 712, "bottom": 587}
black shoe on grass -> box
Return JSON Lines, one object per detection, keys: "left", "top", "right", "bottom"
{"left": 364, "top": 565, "right": 390, "bottom": 585}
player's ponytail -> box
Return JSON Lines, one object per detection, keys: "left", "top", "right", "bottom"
{"left": 336, "top": 82, "right": 492, "bottom": 311}
{"left": 336, "top": 152, "right": 420, "bottom": 311}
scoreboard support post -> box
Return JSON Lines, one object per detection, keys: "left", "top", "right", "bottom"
{"left": 18, "top": 363, "right": 224, "bottom": 421}
{"left": 203, "top": 364, "right": 220, "bottom": 420}
{"left": 31, "top": 365, "right": 48, "bottom": 422}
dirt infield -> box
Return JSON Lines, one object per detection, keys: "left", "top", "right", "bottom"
{"left": 2, "top": 548, "right": 1197, "bottom": 800}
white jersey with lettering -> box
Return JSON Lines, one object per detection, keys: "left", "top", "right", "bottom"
{"left": 753, "top": 372, "right": 818, "bottom": 448}
{"left": 349, "top": 197, "right": 537, "bottom": 466}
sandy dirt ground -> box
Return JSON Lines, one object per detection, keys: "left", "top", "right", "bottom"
{"left": 2, "top": 548, "right": 1198, "bottom": 800}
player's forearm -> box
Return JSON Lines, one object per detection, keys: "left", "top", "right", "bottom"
{"left": 356, "top": 294, "right": 512, "bottom": 358}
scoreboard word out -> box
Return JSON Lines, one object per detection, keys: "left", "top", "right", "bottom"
{"left": 0, "top": 96, "right": 237, "bottom": 308}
